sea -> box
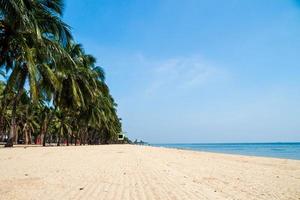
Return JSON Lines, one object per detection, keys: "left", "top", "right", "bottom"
{"left": 151, "top": 143, "right": 300, "bottom": 160}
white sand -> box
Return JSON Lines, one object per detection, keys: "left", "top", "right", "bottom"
{"left": 0, "top": 145, "right": 299, "bottom": 200}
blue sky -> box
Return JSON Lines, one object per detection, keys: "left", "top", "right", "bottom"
{"left": 64, "top": 0, "right": 300, "bottom": 143}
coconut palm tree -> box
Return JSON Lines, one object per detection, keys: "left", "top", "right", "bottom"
{"left": 0, "top": 1, "right": 124, "bottom": 147}
{"left": 0, "top": 0, "right": 73, "bottom": 147}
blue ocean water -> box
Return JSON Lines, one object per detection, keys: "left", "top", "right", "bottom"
{"left": 151, "top": 143, "right": 300, "bottom": 160}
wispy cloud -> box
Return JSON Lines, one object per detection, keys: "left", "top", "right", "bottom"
{"left": 144, "top": 55, "right": 229, "bottom": 95}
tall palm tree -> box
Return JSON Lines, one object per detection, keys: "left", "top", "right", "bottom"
{"left": 0, "top": 1, "right": 124, "bottom": 147}
{"left": 0, "top": 0, "right": 73, "bottom": 147}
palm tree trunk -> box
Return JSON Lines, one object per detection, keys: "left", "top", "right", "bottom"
{"left": 40, "top": 121, "right": 45, "bottom": 146}
{"left": 28, "top": 130, "right": 32, "bottom": 144}
{"left": 57, "top": 135, "right": 60, "bottom": 146}
{"left": 24, "top": 127, "right": 29, "bottom": 145}
{"left": 57, "top": 127, "right": 63, "bottom": 146}
{"left": 5, "top": 102, "right": 18, "bottom": 147}
{"left": 74, "top": 131, "right": 78, "bottom": 146}
{"left": 84, "top": 128, "right": 88, "bottom": 145}
{"left": 0, "top": 91, "right": 9, "bottom": 143}
{"left": 14, "top": 126, "right": 18, "bottom": 144}
{"left": 70, "top": 133, "right": 74, "bottom": 145}
{"left": 5, "top": 117, "right": 16, "bottom": 147}
{"left": 66, "top": 132, "right": 69, "bottom": 146}
{"left": 78, "top": 129, "right": 83, "bottom": 145}
{"left": 57, "top": 132, "right": 61, "bottom": 146}
{"left": 41, "top": 119, "right": 49, "bottom": 146}
{"left": 0, "top": 116, "right": 5, "bottom": 142}
{"left": 43, "top": 129, "right": 47, "bottom": 146}
{"left": 5, "top": 78, "right": 25, "bottom": 147}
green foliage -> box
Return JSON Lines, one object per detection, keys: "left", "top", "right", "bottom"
{"left": 0, "top": 0, "right": 123, "bottom": 146}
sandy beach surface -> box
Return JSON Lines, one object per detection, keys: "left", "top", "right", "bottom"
{"left": 0, "top": 145, "right": 299, "bottom": 200}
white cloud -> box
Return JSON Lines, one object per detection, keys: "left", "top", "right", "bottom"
{"left": 144, "top": 55, "right": 229, "bottom": 95}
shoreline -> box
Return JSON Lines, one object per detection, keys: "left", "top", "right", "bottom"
{"left": 2, "top": 143, "right": 300, "bottom": 161}
{"left": 1, "top": 143, "right": 300, "bottom": 161}
{"left": 1, "top": 145, "right": 299, "bottom": 200}
{"left": 149, "top": 143, "right": 300, "bottom": 161}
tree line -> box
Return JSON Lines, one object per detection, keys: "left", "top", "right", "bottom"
{"left": 0, "top": 0, "right": 124, "bottom": 147}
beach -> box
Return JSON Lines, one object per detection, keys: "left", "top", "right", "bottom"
{"left": 0, "top": 145, "right": 299, "bottom": 200}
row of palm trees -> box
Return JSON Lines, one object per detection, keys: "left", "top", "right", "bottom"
{"left": 0, "top": 0, "right": 123, "bottom": 147}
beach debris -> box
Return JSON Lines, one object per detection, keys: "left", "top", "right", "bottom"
{"left": 24, "top": 174, "right": 29, "bottom": 176}
{"left": 79, "top": 187, "right": 84, "bottom": 191}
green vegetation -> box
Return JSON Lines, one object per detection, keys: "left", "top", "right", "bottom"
{"left": 0, "top": 0, "right": 122, "bottom": 147}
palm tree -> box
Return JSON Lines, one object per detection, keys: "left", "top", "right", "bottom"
{"left": 0, "top": 0, "right": 72, "bottom": 147}
{"left": 50, "top": 109, "right": 72, "bottom": 146}
{"left": 20, "top": 101, "right": 40, "bottom": 145}
{"left": 0, "top": 0, "right": 124, "bottom": 147}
